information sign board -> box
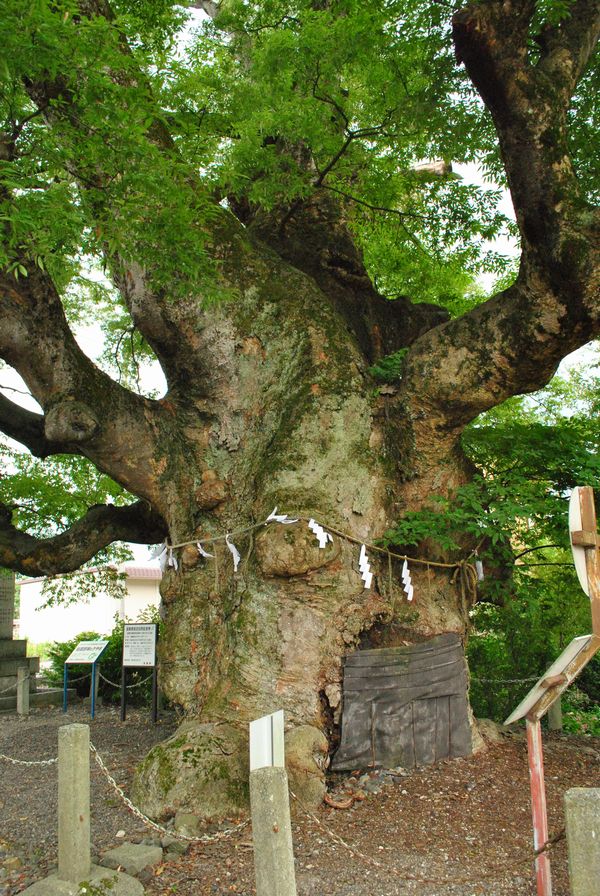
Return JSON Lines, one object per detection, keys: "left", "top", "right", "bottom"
{"left": 504, "top": 635, "right": 593, "bottom": 725}
{"left": 123, "top": 624, "right": 157, "bottom": 668}
{"left": 66, "top": 640, "right": 109, "bottom": 664}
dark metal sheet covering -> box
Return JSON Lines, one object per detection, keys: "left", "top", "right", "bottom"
{"left": 331, "top": 633, "right": 472, "bottom": 770}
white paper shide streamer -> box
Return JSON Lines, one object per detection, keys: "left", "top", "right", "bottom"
{"left": 226, "top": 534, "right": 241, "bottom": 572}
{"left": 401, "top": 559, "right": 414, "bottom": 602}
{"left": 167, "top": 547, "right": 178, "bottom": 571}
{"left": 308, "top": 518, "right": 333, "bottom": 549}
{"left": 149, "top": 541, "right": 167, "bottom": 560}
{"left": 266, "top": 507, "right": 298, "bottom": 525}
{"left": 151, "top": 541, "right": 169, "bottom": 572}
{"left": 358, "top": 544, "right": 373, "bottom": 590}
{"left": 196, "top": 542, "right": 214, "bottom": 559}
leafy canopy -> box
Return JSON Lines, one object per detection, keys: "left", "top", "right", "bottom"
{"left": 1, "top": 1, "right": 599, "bottom": 607}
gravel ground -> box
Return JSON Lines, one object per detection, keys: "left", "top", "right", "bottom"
{"left": 1, "top": 705, "right": 599, "bottom": 895}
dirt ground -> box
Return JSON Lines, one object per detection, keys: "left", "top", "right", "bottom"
{"left": 0, "top": 704, "right": 599, "bottom": 896}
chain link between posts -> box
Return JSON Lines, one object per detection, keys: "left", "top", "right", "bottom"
{"left": 0, "top": 740, "right": 247, "bottom": 843}
{"left": 471, "top": 675, "right": 540, "bottom": 684}
{"left": 98, "top": 672, "right": 153, "bottom": 690}
{"left": 0, "top": 739, "right": 568, "bottom": 881}
{"left": 0, "top": 750, "right": 57, "bottom": 766}
{"left": 89, "top": 742, "right": 248, "bottom": 844}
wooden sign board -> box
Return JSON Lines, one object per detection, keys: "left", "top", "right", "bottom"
{"left": 569, "top": 487, "right": 591, "bottom": 596}
{"left": 123, "top": 623, "right": 157, "bottom": 668}
{"left": 249, "top": 710, "right": 285, "bottom": 771}
{"left": 66, "top": 640, "right": 109, "bottom": 664}
{"left": 505, "top": 635, "right": 596, "bottom": 725}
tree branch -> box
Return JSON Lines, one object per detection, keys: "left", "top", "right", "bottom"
{"left": 237, "top": 190, "right": 449, "bottom": 361}
{"left": 20, "top": 0, "right": 225, "bottom": 394}
{"left": 0, "top": 501, "right": 167, "bottom": 576}
{"left": 0, "top": 263, "right": 168, "bottom": 505}
{"left": 0, "top": 394, "right": 69, "bottom": 458}
{"left": 452, "top": 0, "right": 599, "bottom": 256}
{"left": 396, "top": 0, "right": 600, "bottom": 445}
{"left": 537, "top": 0, "right": 600, "bottom": 93}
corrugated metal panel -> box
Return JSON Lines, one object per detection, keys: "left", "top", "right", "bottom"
{"left": 332, "top": 633, "right": 471, "bottom": 770}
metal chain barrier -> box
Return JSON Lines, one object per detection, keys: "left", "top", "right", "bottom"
{"left": 56, "top": 673, "right": 91, "bottom": 684}
{"left": 471, "top": 675, "right": 540, "bottom": 684}
{"left": 98, "top": 672, "right": 153, "bottom": 690}
{"left": 289, "top": 790, "right": 565, "bottom": 888}
{"left": 0, "top": 750, "right": 57, "bottom": 766}
{"left": 89, "top": 742, "right": 248, "bottom": 844}
{"left": 0, "top": 673, "right": 30, "bottom": 695}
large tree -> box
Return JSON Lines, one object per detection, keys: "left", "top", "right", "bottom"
{"left": 1, "top": 0, "right": 599, "bottom": 816}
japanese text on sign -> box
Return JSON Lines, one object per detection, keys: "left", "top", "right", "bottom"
{"left": 66, "top": 640, "right": 109, "bottom": 664}
{"left": 123, "top": 624, "right": 157, "bottom": 668}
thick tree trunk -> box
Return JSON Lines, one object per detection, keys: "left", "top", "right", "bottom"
{"left": 132, "top": 242, "right": 474, "bottom": 820}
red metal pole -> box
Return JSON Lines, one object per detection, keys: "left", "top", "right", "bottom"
{"left": 526, "top": 717, "right": 552, "bottom": 896}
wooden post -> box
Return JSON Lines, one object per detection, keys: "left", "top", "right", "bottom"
{"left": 526, "top": 717, "right": 552, "bottom": 896}
{"left": 576, "top": 487, "right": 600, "bottom": 636}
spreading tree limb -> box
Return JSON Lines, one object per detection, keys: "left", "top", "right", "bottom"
{"left": 0, "top": 395, "right": 63, "bottom": 458}
{"left": 0, "top": 263, "right": 170, "bottom": 505}
{"left": 0, "top": 500, "right": 167, "bottom": 576}
{"left": 396, "top": 0, "right": 600, "bottom": 444}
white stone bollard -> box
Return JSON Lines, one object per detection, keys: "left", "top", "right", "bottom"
{"left": 58, "top": 724, "right": 91, "bottom": 883}
{"left": 16, "top": 665, "right": 29, "bottom": 716}
{"left": 250, "top": 766, "right": 297, "bottom": 896}
{"left": 564, "top": 788, "right": 600, "bottom": 896}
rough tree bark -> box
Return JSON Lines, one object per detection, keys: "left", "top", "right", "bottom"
{"left": 1, "top": 0, "right": 599, "bottom": 818}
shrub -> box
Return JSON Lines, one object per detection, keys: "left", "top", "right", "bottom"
{"left": 562, "top": 687, "right": 600, "bottom": 736}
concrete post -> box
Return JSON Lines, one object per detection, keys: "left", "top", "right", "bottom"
{"left": 547, "top": 699, "right": 562, "bottom": 731}
{"left": 564, "top": 788, "right": 600, "bottom": 896}
{"left": 16, "top": 665, "right": 29, "bottom": 716}
{"left": 58, "top": 723, "right": 91, "bottom": 883}
{"left": 249, "top": 766, "right": 297, "bottom": 896}
{"left": 0, "top": 570, "right": 15, "bottom": 640}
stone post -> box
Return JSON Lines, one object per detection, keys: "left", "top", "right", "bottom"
{"left": 17, "top": 665, "right": 29, "bottom": 716}
{"left": 0, "top": 570, "right": 15, "bottom": 640}
{"left": 249, "top": 766, "right": 297, "bottom": 896}
{"left": 58, "top": 724, "right": 91, "bottom": 883}
{"left": 564, "top": 788, "right": 600, "bottom": 896}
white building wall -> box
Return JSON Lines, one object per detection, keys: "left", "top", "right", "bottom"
{"left": 18, "top": 565, "right": 161, "bottom": 644}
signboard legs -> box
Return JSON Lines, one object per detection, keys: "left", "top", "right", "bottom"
{"left": 121, "top": 623, "right": 159, "bottom": 723}
{"left": 90, "top": 662, "right": 98, "bottom": 720}
{"left": 120, "top": 665, "right": 127, "bottom": 722}
{"left": 151, "top": 663, "right": 158, "bottom": 724}
{"left": 527, "top": 718, "right": 552, "bottom": 896}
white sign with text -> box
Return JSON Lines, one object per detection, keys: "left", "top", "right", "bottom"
{"left": 66, "top": 640, "right": 109, "bottom": 664}
{"left": 123, "top": 623, "right": 157, "bottom": 668}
